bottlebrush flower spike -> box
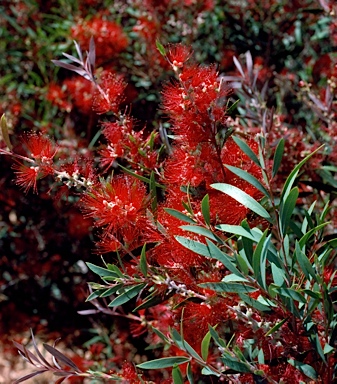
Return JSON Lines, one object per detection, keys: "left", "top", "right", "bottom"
{"left": 166, "top": 43, "right": 193, "bottom": 70}
{"left": 12, "top": 163, "right": 39, "bottom": 194}
{"left": 80, "top": 175, "right": 148, "bottom": 234}
{"left": 22, "top": 132, "right": 57, "bottom": 161}
{"left": 92, "top": 72, "right": 127, "bottom": 114}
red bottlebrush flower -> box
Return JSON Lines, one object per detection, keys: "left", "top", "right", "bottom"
{"left": 64, "top": 76, "right": 95, "bottom": 115}
{"left": 167, "top": 44, "right": 193, "bottom": 69}
{"left": 12, "top": 163, "right": 39, "bottom": 194}
{"left": 161, "top": 81, "right": 186, "bottom": 117}
{"left": 46, "top": 83, "right": 72, "bottom": 112}
{"left": 22, "top": 133, "right": 57, "bottom": 161}
{"left": 80, "top": 176, "right": 149, "bottom": 251}
{"left": 93, "top": 73, "right": 127, "bottom": 114}
{"left": 176, "top": 300, "right": 229, "bottom": 351}
{"left": 71, "top": 16, "right": 128, "bottom": 61}
{"left": 121, "top": 362, "right": 140, "bottom": 382}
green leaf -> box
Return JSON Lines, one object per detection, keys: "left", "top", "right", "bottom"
{"left": 175, "top": 236, "right": 210, "bottom": 257}
{"left": 232, "top": 136, "right": 261, "bottom": 167}
{"left": 323, "top": 343, "right": 335, "bottom": 354}
{"left": 239, "top": 293, "right": 272, "bottom": 312}
{"left": 211, "top": 183, "right": 270, "bottom": 219}
{"left": 0, "top": 114, "right": 12, "bottom": 150}
{"left": 140, "top": 243, "right": 148, "bottom": 277}
{"left": 271, "top": 263, "right": 287, "bottom": 287}
{"left": 216, "top": 224, "right": 262, "bottom": 242}
{"left": 201, "top": 366, "right": 221, "bottom": 376}
{"left": 100, "top": 285, "right": 123, "bottom": 297}
{"left": 119, "top": 164, "right": 165, "bottom": 188}
{"left": 172, "top": 365, "right": 184, "bottom": 384}
{"left": 165, "top": 208, "right": 196, "bottom": 224}
{"left": 272, "top": 138, "right": 284, "bottom": 178}
{"left": 222, "top": 274, "right": 248, "bottom": 283}
{"left": 107, "top": 263, "right": 124, "bottom": 278}
{"left": 201, "top": 194, "right": 211, "bottom": 226}
{"left": 199, "top": 282, "right": 258, "bottom": 293}
{"left": 301, "top": 200, "right": 316, "bottom": 234}
{"left": 221, "top": 356, "right": 252, "bottom": 373}
{"left": 180, "top": 225, "right": 222, "bottom": 243}
{"left": 201, "top": 331, "right": 212, "bottom": 361}
{"left": 86, "top": 289, "right": 107, "bottom": 302}
{"left": 86, "top": 263, "right": 120, "bottom": 279}
{"left": 288, "top": 359, "right": 317, "bottom": 380}
{"left": 265, "top": 318, "right": 287, "bottom": 336}
{"left": 281, "top": 145, "right": 324, "bottom": 201}
{"left": 224, "top": 165, "right": 269, "bottom": 197}
{"left": 299, "top": 222, "right": 329, "bottom": 250}
{"left": 137, "top": 357, "right": 190, "bottom": 369}
{"left": 279, "top": 187, "right": 299, "bottom": 236}
{"left": 171, "top": 328, "right": 202, "bottom": 361}
{"left": 226, "top": 99, "right": 240, "bottom": 114}
{"left": 275, "top": 287, "right": 306, "bottom": 303}
{"left": 208, "top": 325, "right": 226, "bottom": 348}
{"left": 156, "top": 40, "right": 166, "bottom": 56}
{"left": 252, "top": 230, "right": 270, "bottom": 290}
{"left": 186, "top": 363, "right": 194, "bottom": 383}
{"left": 240, "top": 220, "right": 254, "bottom": 263}
{"left": 108, "top": 283, "right": 146, "bottom": 307}
{"left": 150, "top": 171, "right": 157, "bottom": 213}
{"left": 206, "top": 239, "right": 244, "bottom": 277}
{"left": 151, "top": 327, "right": 170, "bottom": 343}
{"left": 295, "top": 241, "right": 318, "bottom": 282}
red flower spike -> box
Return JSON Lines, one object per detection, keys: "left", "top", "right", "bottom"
{"left": 93, "top": 73, "right": 127, "bottom": 114}
{"left": 166, "top": 44, "right": 193, "bottom": 69}
{"left": 22, "top": 133, "right": 57, "bottom": 161}
{"left": 80, "top": 175, "right": 148, "bottom": 246}
{"left": 71, "top": 16, "right": 128, "bottom": 61}
{"left": 12, "top": 163, "right": 39, "bottom": 194}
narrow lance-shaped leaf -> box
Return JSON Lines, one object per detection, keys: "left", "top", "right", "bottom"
{"left": 170, "top": 328, "right": 202, "bottom": 361}
{"left": 238, "top": 293, "right": 272, "bottom": 312}
{"left": 215, "top": 224, "right": 262, "bottom": 242}
{"left": 232, "top": 136, "right": 261, "bottom": 167}
{"left": 252, "top": 230, "right": 270, "bottom": 290}
{"left": 265, "top": 318, "right": 287, "bottom": 336}
{"left": 86, "top": 262, "right": 120, "bottom": 279}
{"left": 279, "top": 187, "right": 299, "bottom": 237}
{"left": 180, "top": 225, "right": 222, "bottom": 243}
{"left": 199, "top": 281, "right": 258, "bottom": 293}
{"left": 156, "top": 40, "right": 166, "bottom": 56}
{"left": 201, "top": 330, "right": 212, "bottom": 361}
{"left": 175, "top": 236, "right": 211, "bottom": 257}
{"left": 281, "top": 145, "right": 324, "bottom": 201}
{"left": 295, "top": 241, "right": 318, "bottom": 282}
{"left": 211, "top": 183, "right": 270, "bottom": 219}
{"left": 14, "top": 370, "right": 49, "bottom": 384}
{"left": 186, "top": 363, "right": 194, "bottom": 384}
{"left": 165, "top": 208, "right": 196, "bottom": 224}
{"left": 150, "top": 171, "right": 157, "bottom": 213}
{"left": 137, "top": 356, "right": 190, "bottom": 369}
{"left": 201, "top": 194, "right": 211, "bottom": 226}
{"left": 172, "top": 365, "right": 184, "bottom": 384}
{"left": 140, "top": 243, "right": 148, "bottom": 277}
{"left": 205, "top": 238, "right": 243, "bottom": 277}
{"left": 288, "top": 359, "right": 317, "bottom": 380}
{"left": 43, "top": 344, "right": 80, "bottom": 371}
{"left": 224, "top": 165, "right": 270, "bottom": 198}
{"left": 108, "top": 283, "right": 146, "bottom": 307}
{"left": 1, "top": 114, "right": 12, "bottom": 150}
{"left": 272, "top": 138, "right": 284, "bottom": 177}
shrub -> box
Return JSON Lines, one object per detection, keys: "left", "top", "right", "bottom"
{"left": 1, "top": 1, "right": 337, "bottom": 383}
